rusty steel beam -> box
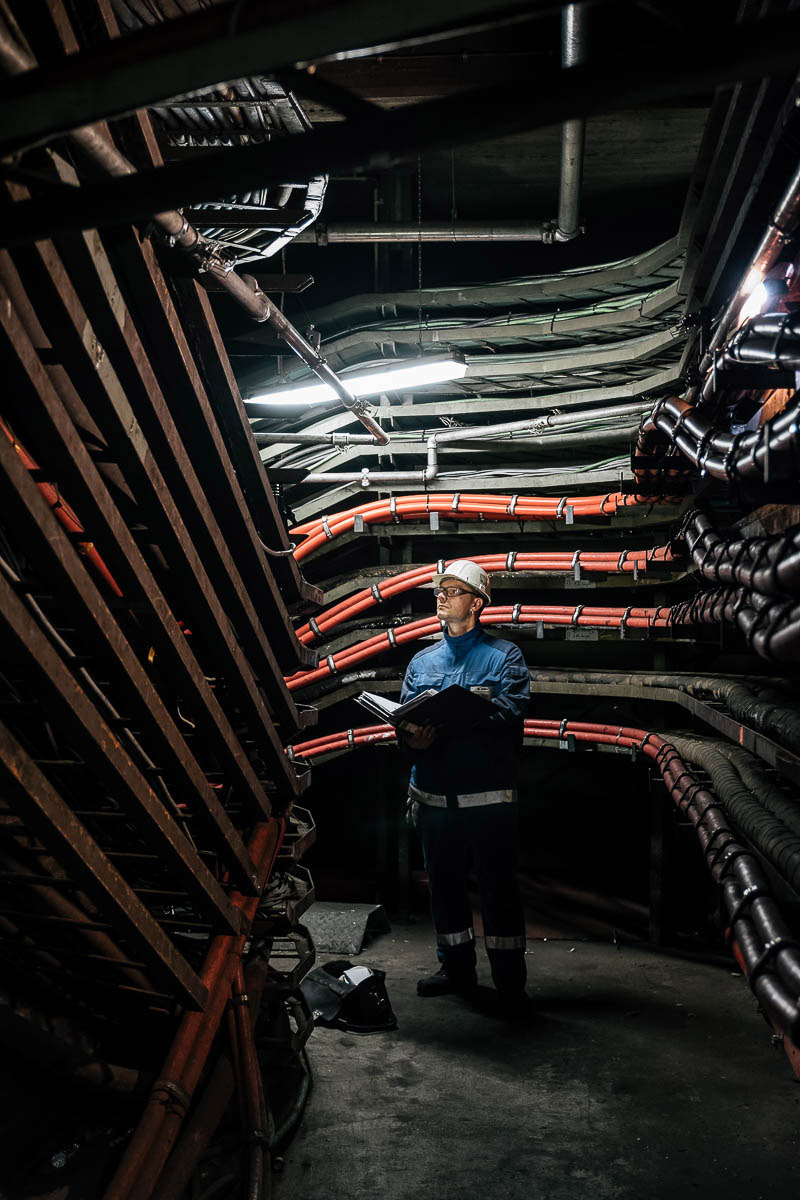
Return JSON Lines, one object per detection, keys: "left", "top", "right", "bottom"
{"left": 0, "top": 432, "right": 260, "bottom": 896}
{"left": 2, "top": 10, "right": 800, "bottom": 241}
{"left": 0, "top": 0, "right": 529, "bottom": 157}
{"left": 0, "top": 723, "right": 208, "bottom": 1011}
{"left": 1, "top": 572, "right": 245, "bottom": 936}
{"left": 95, "top": 217, "right": 317, "bottom": 672}
{"left": 17, "top": 181, "right": 301, "bottom": 719}
{"left": 0, "top": 259, "right": 284, "bottom": 814}
{"left": 171, "top": 277, "right": 324, "bottom": 614}
{"left": 1, "top": 225, "right": 301, "bottom": 793}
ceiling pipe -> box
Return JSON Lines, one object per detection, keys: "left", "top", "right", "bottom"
{"left": 556, "top": 3, "right": 588, "bottom": 242}
{"left": 294, "top": 9, "right": 587, "bottom": 250}
{"left": 255, "top": 398, "right": 648, "bottom": 449}
{"left": 0, "top": 22, "right": 388, "bottom": 447}
{"left": 294, "top": 221, "right": 557, "bottom": 244}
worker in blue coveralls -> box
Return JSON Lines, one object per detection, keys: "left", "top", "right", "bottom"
{"left": 399, "top": 559, "right": 530, "bottom": 1007}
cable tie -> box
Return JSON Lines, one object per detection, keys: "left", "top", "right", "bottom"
{"left": 571, "top": 550, "right": 581, "bottom": 581}
{"left": 321, "top": 515, "right": 333, "bottom": 541}
{"left": 749, "top": 936, "right": 800, "bottom": 987}
{"left": 723, "top": 432, "right": 743, "bottom": 481}
{"left": 326, "top": 654, "right": 338, "bottom": 675}
{"left": 707, "top": 834, "right": 739, "bottom": 869}
{"left": 347, "top": 729, "right": 355, "bottom": 747}
{"left": 511, "top": 602, "right": 521, "bottom": 624}
{"left": 769, "top": 311, "right": 793, "bottom": 368}
{"left": 716, "top": 847, "right": 751, "bottom": 879}
{"left": 727, "top": 883, "right": 768, "bottom": 925}
{"left": 308, "top": 617, "right": 322, "bottom": 638}
{"left": 620, "top": 606, "right": 632, "bottom": 639}
{"left": 371, "top": 584, "right": 383, "bottom": 603}
{"left": 506, "top": 551, "right": 518, "bottom": 570}
{"left": 387, "top": 628, "right": 398, "bottom": 648}
{"left": 451, "top": 493, "right": 461, "bottom": 512}
{"left": 571, "top": 604, "right": 584, "bottom": 625}
{"left": 556, "top": 497, "right": 567, "bottom": 519}
{"left": 508, "top": 494, "right": 519, "bottom": 516}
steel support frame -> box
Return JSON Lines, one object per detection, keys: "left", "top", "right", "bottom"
{"left": 1, "top": 223, "right": 301, "bottom": 777}
{"left": 1, "top": 572, "right": 244, "bottom": 935}
{"left": 0, "top": 269, "right": 292, "bottom": 809}
{"left": 4, "top": 10, "right": 800, "bottom": 241}
{"left": 0, "top": 723, "right": 208, "bottom": 1010}
{"left": 0, "top": 432, "right": 259, "bottom": 895}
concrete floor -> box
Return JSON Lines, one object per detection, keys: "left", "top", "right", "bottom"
{"left": 275, "top": 923, "right": 799, "bottom": 1200}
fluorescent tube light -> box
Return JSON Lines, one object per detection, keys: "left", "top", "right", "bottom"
{"left": 244, "top": 354, "right": 467, "bottom": 406}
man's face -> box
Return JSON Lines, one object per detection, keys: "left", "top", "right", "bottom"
{"left": 435, "top": 578, "right": 479, "bottom": 621}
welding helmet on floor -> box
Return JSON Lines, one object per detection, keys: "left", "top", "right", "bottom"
{"left": 300, "top": 960, "right": 398, "bottom": 1034}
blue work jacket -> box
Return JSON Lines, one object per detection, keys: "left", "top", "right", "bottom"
{"left": 400, "top": 625, "right": 529, "bottom": 796}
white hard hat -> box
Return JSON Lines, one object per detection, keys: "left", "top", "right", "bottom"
{"left": 431, "top": 559, "right": 491, "bottom": 604}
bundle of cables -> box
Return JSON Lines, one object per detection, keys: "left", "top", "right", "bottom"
{"left": 672, "top": 510, "right": 800, "bottom": 662}
{"left": 286, "top": 718, "right": 800, "bottom": 1046}
{"left": 290, "top": 491, "right": 672, "bottom": 561}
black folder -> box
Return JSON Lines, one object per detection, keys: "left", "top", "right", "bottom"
{"left": 356, "top": 684, "right": 497, "bottom": 728}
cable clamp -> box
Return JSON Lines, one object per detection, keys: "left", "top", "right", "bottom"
{"left": 571, "top": 604, "right": 584, "bottom": 625}
{"left": 600, "top": 492, "right": 615, "bottom": 515}
{"left": 558, "top": 718, "right": 569, "bottom": 742}
{"left": 571, "top": 550, "right": 581, "bottom": 581}
{"left": 387, "top": 628, "right": 398, "bottom": 648}
{"left": 308, "top": 617, "right": 322, "bottom": 638}
{"left": 556, "top": 497, "right": 567, "bottom": 519}
{"left": 321, "top": 515, "right": 333, "bottom": 541}
{"left": 619, "top": 605, "right": 632, "bottom": 638}
{"left": 371, "top": 584, "right": 383, "bottom": 603}
{"left": 617, "top": 549, "right": 629, "bottom": 571}
{"left": 326, "top": 654, "right": 338, "bottom": 675}
{"left": 152, "top": 1078, "right": 191, "bottom": 1113}
{"left": 506, "top": 551, "right": 518, "bottom": 571}
{"left": 347, "top": 729, "right": 355, "bottom": 747}
{"left": 287, "top": 746, "right": 296, "bottom": 761}
{"left": 508, "top": 494, "right": 519, "bottom": 516}
{"left": 451, "top": 493, "right": 461, "bottom": 512}
{"left": 389, "top": 496, "right": 399, "bottom": 522}
{"left": 511, "top": 603, "right": 521, "bottom": 624}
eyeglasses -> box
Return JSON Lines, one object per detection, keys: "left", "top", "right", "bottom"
{"left": 433, "top": 586, "right": 471, "bottom": 599}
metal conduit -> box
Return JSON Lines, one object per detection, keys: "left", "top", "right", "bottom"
{"left": 557, "top": 2, "right": 588, "bottom": 241}
{"left": 294, "top": 221, "right": 555, "bottom": 244}
{"left": 0, "top": 22, "right": 388, "bottom": 446}
{"left": 294, "top": 5, "right": 587, "bottom": 249}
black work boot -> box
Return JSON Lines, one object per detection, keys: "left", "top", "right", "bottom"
{"left": 416, "top": 966, "right": 478, "bottom": 997}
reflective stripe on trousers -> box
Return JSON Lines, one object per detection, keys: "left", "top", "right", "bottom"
{"left": 437, "top": 928, "right": 474, "bottom": 947}
{"left": 485, "top": 934, "right": 527, "bottom": 950}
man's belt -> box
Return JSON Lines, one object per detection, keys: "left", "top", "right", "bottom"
{"left": 409, "top": 783, "right": 517, "bottom": 809}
